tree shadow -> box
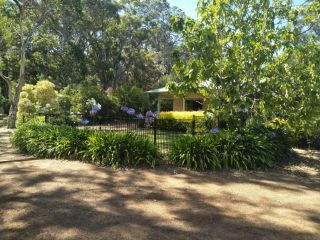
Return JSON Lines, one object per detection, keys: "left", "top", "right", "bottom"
{"left": 0, "top": 161, "right": 319, "bottom": 240}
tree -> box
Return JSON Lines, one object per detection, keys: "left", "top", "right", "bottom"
{"left": 4, "top": 0, "right": 53, "bottom": 128}
{"left": 171, "top": 0, "right": 319, "bottom": 128}
{"left": 87, "top": 0, "right": 184, "bottom": 90}
{"left": 264, "top": 1, "right": 320, "bottom": 137}
{"left": 0, "top": 0, "right": 15, "bottom": 111}
{"left": 0, "top": 0, "right": 184, "bottom": 127}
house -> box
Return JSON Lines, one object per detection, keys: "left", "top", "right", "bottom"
{"left": 146, "top": 87, "right": 208, "bottom": 112}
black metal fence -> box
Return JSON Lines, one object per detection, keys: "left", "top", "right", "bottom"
{"left": 23, "top": 114, "right": 211, "bottom": 154}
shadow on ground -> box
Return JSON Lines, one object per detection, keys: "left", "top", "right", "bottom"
{"left": 0, "top": 128, "right": 319, "bottom": 240}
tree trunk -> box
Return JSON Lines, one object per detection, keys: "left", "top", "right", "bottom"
{"left": 0, "top": 72, "right": 12, "bottom": 112}
{"left": 7, "top": 36, "right": 26, "bottom": 128}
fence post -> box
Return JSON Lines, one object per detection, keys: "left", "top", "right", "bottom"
{"left": 153, "top": 118, "right": 157, "bottom": 146}
{"left": 192, "top": 115, "right": 196, "bottom": 136}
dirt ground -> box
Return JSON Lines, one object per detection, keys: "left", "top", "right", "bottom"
{"left": 0, "top": 127, "right": 319, "bottom": 240}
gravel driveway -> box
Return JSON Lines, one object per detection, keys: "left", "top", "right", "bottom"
{"left": 0, "top": 128, "right": 319, "bottom": 240}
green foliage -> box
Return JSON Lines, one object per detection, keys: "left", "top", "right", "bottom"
{"left": 84, "top": 132, "right": 157, "bottom": 167}
{"left": 157, "top": 118, "right": 190, "bottom": 132}
{"left": 245, "top": 122, "right": 292, "bottom": 162}
{"left": 171, "top": 0, "right": 320, "bottom": 134}
{"left": 115, "top": 86, "right": 151, "bottom": 113}
{"left": 11, "top": 122, "right": 157, "bottom": 168}
{"left": 1, "top": 0, "right": 181, "bottom": 91}
{"left": 169, "top": 128, "right": 292, "bottom": 171}
{"left": 169, "top": 135, "right": 220, "bottom": 170}
{"left": 17, "top": 80, "right": 59, "bottom": 124}
{"left": 159, "top": 111, "right": 204, "bottom": 119}
{"left": 157, "top": 111, "right": 209, "bottom": 133}
{"left": 59, "top": 82, "right": 120, "bottom": 118}
{"left": 11, "top": 121, "right": 91, "bottom": 159}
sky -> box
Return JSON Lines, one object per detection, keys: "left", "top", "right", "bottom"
{"left": 167, "top": 0, "right": 198, "bottom": 18}
{"left": 167, "top": 0, "right": 306, "bottom": 19}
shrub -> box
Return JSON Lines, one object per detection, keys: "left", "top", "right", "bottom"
{"left": 212, "top": 129, "right": 275, "bottom": 169}
{"left": 159, "top": 111, "right": 204, "bottom": 119}
{"left": 11, "top": 121, "right": 91, "bottom": 158}
{"left": 157, "top": 111, "right": 205, "bottom": 132}
{"left": 84, "top": 132, "right": 157, "bottom": 167}
{"left": 17, "top": 80, "right": 59, "bottom": 125}
{"left": 157, "top": 118, "right": 190, "bottom": 132}
{"left": 115, "top": 86, "right": 151, "bottom": 114}
{"left": 11, "top": 122, "right": 157, "bottom": 167}
{"left": 246, "top": 117, "right": 292, "bottom": 158}
{"left": 169, "top": 128, "right": 292, "bottom": 170}
{"left": 169, "top": 135, "right": 220, "bottom": 170}
{"left": 59, "top": 82, "right": 120, "bottom": 119}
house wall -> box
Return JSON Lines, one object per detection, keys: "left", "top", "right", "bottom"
{"left": 156, "top": 93, "right": 208, "bottom": 112}
{"left": 173, "top": 97, "right": 184, "bottom": 111}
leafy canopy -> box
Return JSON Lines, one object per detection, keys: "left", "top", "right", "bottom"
{"left": 171, "top": 0, "right": 320, "bottom": 131}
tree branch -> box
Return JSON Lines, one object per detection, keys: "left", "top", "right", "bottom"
{"left": 0, "top": 71, "right": 11, "bottom": 89}
{"left": 0, "top": 71, "right": 8, "bottom": 80}
{"left": 12, "top": 0, "right": 22, "bottom": 12}
{"left": 24, "top": 8, "right": 53, "bottom": 44}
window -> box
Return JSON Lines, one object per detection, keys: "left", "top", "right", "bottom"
{"left": 185, "top": 99, "right": 203, "bottom": 111}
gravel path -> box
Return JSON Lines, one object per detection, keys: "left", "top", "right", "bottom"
{"left": 0, "top": 127, "right": 319, "bottom": 240}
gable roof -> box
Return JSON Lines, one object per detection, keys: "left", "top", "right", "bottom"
{"left": 146, "top": 87, "right": 169, "bottom": 94}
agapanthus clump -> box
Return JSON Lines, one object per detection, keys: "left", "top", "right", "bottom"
{"left": 145, "top": 111, "right": 160, "bottom": 126}
{"left": 136, "top": 114, "right": 144, "bottom": 119}
{"left": 120, "top": 106, "right": 159, "bottom": 126}
{"left": 121, "top": 106, "right": 140, "bottom": 118}
{"left": 80, "top": 119, "right": 90, "bottom": 125}
{"left": 90, "top": 104, "right": 102, "bottom": 115}
{"left": 268, "top": 132, "right": 277, "bottom": 139}
{"left": 86, "top": 98, "right": 101, "bottom": 115}
{"left": 121, "top": 106, "right": 129, "bottom": 112}
{"left": 210, "top": 127, "right": 219, "bottom": 134}
{"left": 127, "top": 108, "right": 136, "bottom": 115}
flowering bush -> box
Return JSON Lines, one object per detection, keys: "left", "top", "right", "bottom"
{"left": 80, "top": 119, "right": 90, "bottom": 125}
{"left": 59, "top": 83, "right": 119, "bottom": 118}
{"left": 120, "top": 106, "right": 159, "bottom": 126}
{"left": 86, "top": 98, "right": 102, "bottom": 115}
{"left": 210, "top": 128, "right": 219, "bottom": 134}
